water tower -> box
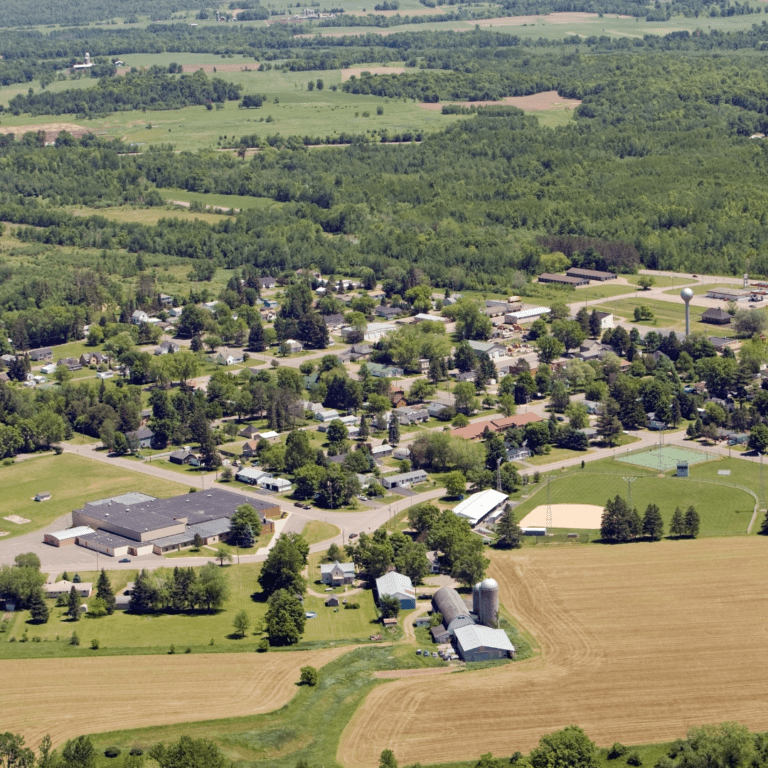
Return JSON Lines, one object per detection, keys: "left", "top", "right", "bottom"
{"left": 680, "top": 287, "right": 694, "bottom": 337}
{"left": 478, "top": 578, "right": 500, "bottom": 628}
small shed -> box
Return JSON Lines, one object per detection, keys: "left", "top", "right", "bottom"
{"left": 34, "top": 492, "right": 51, "bottom": 502}
{"left": 677, "top": 461, "right": 689, "bottom": 478}
{"left": 325, "top": 595, "right": 340, "bottom": 607}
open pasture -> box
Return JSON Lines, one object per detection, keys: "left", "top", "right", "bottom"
{"left": 509, "top": 466, "right": 754, "bottom": 536}
{"left": 339, "top": 537, "right": 768, "bottom": 767}
{"left": 2, "top": 646, "right": 349, "bottom": 749}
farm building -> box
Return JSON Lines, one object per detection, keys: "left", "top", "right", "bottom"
{"left": 381, "top": 469, "right": 428, "bottom": 490}
{"left": 431, "top": 586, "right": 475, "bottom": 642}
{"left": 701, "top": 308, "right": 732, "bottom": 325}
{"left": 326, "top": 595, "right": 340, "bottom": 607}
{"left": 454, "top": 624, "right": 516, "bottom": 662}
{"left": 538, "top": 273, "right": 589, "bottom": 287}
{"left": 44, "top": 526, "right": 95, "bottom": 547}
{"left": 566, "top": 267, "right": 617, "bottom": 282}
{"left": 320, "top": 561, "right": 356, "bottom": 586}
{"left": 375, "top": 571, "right": 416, "bottom": 609}
{"left": 705, "top": 287, "right": 752, "bottom": 302}
{"left": 453, "top": 489, "right": 508, "bottom": 527}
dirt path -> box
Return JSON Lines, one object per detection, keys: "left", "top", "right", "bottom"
{"left": 400, "top": 601, "right": 431, "bottom": 643}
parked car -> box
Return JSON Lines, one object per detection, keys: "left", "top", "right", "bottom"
{"left": 349, "top": 532, "right": 358, "bottom": 539}
{"left": 119, "top": 558, "right": 131, "bottom": 563}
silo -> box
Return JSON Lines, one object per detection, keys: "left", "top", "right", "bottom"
{"left": 472, "top": 582, "right": 482, "bottom": 615}
{"left": 478, "top": 578, "right": 499, "bottom": 628}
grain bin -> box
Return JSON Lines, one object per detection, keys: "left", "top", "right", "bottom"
{"left": 478, "top": 577, "right": 499, "bottom": 628}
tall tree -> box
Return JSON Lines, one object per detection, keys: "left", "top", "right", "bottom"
{"left": 388, "top": 412, "right": 401, "bottom": 446}
{"left": 67, "top": 586, "right": 81, "bottom": 621}
{"left": 95, "top": 569, "right": 116, "bottom": 615}
{"left": 684, "top": 505, "right": 701, "bottom": 538}
{"left": 265, "top": 589, "right": 306, "bottom": 646}
{"left": 670, "top": 506, "right": 686, "bottom": 537}
{"left": 642, "top": 503, "right": 664, "bottom": 541}
{"left": 495, "top": 505, "right": 522, "bottom": 549}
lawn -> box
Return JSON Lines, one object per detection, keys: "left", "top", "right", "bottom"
{"left": 0, "top": 454, "right": 187, "bottom": 540}
{"left": 302, "top": 520, "right": 341, "bottom": 546}
{"left": 591, "top": 296, "right": 699, "bottom": 331}
{"left": 510, "top": 461, "right": 755, "bottom": 537}
{"left": 665, "top": 282, "right": 744, "bottom": 297}
{"left": 301, "top": 590, "right": 380, "bottom": 643}
{"left": 525, "top": 447, "right": 592, "bottom": 466}
{"left": 626, "top": 274, "right": 691, "bottom": 289}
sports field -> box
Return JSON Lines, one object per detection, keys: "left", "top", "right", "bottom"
{"left": 618, "top": 445, "right": 710, "bottom": 471}
{"left": 3, "top": 647, "right": 349, "bottom": 748}
{"left": 339, "top": 537, "right": 768, "bottom": 766}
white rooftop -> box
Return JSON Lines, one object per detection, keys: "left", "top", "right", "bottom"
{"left": 508, "top": 306, "right": 551, "bottom": 319}
{"left": 258, "top": 431, "right": 279, "bottom": 439}
{"left": 455, "top": 624, "right": 516, "bottom": 653}
{"left": 376, "top": 571, "right": 415, "bottom": 599}
{"left": 453, "top": 489, "right": 508, "bottom": 525}
{"left": 48, "top": 526, "right": 94, "bottom": 541}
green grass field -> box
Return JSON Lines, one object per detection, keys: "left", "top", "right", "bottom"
{"left": 302, "top": 520, "right": 341, "bottom": 546}
{"left": 627, "top": 275, "right": 692, "bottom": 289}
{"left": 664, "top": 282, "right": 744, "bottom": 296}
{"left": 0, "top": 454, "right": 186, "bottom": 540}
{"left": 510, "top": 460, "right": 755, "bottom": 537}
{"left": 591, "top": 295, "right": 699, "bottom": 331}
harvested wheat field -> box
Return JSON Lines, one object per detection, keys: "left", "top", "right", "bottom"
{"left": 1, "top": 123, "right": 89, "bottom": 141}
{"left": 4, "top": 647, "right": 348, "bottom": 748}
{"left": 339, "top": 538, "right": 768, "bottom": 767}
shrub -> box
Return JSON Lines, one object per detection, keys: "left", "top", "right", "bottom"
{"left": 129, "top": 748, "right": 143, "bottom": 757}
{"left": 104, "top": 747, "right": 121, "bottom": 758}
{"left": 184, "top": 647, "right": 191, "bottom": 654}
{"left": 91, "top": 638, "right": 100, "bottom": 650}
{"left": 609, "top": 744, "right": 629, "bottom": 760}
{"left": 627, "top": 753, "right": 642, "bottom": 767}
{"left": 257, "top": 637, "right": 269, "bottom": 652}
{"left": 69, "top": 632, "right": 80, "bottom": 646}
{"left": 344, "top": 602, "right": 360, "bottom": 610}
{"left": 168, "top": 644, "right": 176, "bottom": 654}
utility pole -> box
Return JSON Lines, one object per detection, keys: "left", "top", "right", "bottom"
{"left": 546, "top": 475, "right": 552, "bottom": 530}
{"left": 622, "top": 476, "right": 638, "bottom": 508}
{"left": 496, "top": 457, "right": 502, "bottom": 493}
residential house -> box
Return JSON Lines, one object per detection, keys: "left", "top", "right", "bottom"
{"left": 593, "top": 311, "right": 614, "bottom": 330}
{"left": 709, "top": 336, "right": 739, "bottom": 352}
{"left": 235, "top": 467, "right": 272, "bottom": 485}
{"left": 159, "top": 293, "right": 174, "bottom": 306}
{"left": 241, "top": 440, "right": 260, "bottom": 458}
{"left": 341, "top": 322, "right": 395, "bottom": 343}
{"left": 28, "top": 348, "right": 53, "bottom": 362}
{"left": 154, "top": 340, "right": 180, "bottom": 356}
{"left": 507, "top": 446, "right": 532, "bottom": 461}
{"left": 371, "top": 444, "right": 393, "bottom": 460}
{"left": 56, "top": 358, "right": 82, "bottom": 371}
{"left": 428, "top": 401, "right": 448, "bottom": 418}
{"left": 455, "top": 371, "right": 477, "bottom": 383}
{"left": 79, "top": 352, "right": 109, "bottom": 366}
{"left": 467, "top": 340, "right": 507, "bottom": 359}
{"left": 315, "top": 409, "right": 340, "bottom": 422}
{"left": 283, "top": 339, "right": 304, "bottom": 354}
{"left": 168, "top": 307, "right": 183, "bottom": 318}
{"left": 260, "top": 309, "right": 276, "bottom": 322}
{"left": 126, "top": 426, "right": 155, "bottom": 449}
{"left": 368, "top": 363, "right": 404, "bottom": 378}
{"left": 320, "top": 561, "right": 356, "bottom": 586}
{"left": 214, "top": 348, "right": 244, "bottom": 366}
{"left": 392, "top": 405, "right": 429, "bottom": 426}
{"left": 324, "top": 313, "right": 346, "bottom": 332}
{"left": 390, "top": 389, "right": 407, "bottom": 408}
{"left": 374, "top": 306, "right": 402, "bottom": 321}
{"left": 131, "top": 310, "right": 149, "bottom": 325}
{"left": 258, "top": 276, "right": 276, "bottom": 290}
{"left": 381, "top": 469, "right": 428, "bottom": 489}
{"left": 583, "top": 400, "right": 602, "bottom": 415}
{"left": 393, "top": 446, "right": 411, "bottom": 460}
{"left": 239, "top": 425, "right": 260, "bottom": 439}
{"left": 169, "top": 449, "right": 197, "bottom": 465}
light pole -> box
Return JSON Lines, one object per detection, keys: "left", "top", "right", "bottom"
{"left": 622, "top": 476, "right": 637, "bottom": 508}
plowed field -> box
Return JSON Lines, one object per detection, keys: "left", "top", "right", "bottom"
{"left": 339, "top": 538, "right": 768, "bottom": 767}
{"left": 4, "top": 647, "right": 348, "bottom": 748}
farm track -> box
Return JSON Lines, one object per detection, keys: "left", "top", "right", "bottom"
{"left": 3, "top": 647, "right": 349, "bottom": 748}
{"left": 338, "top": 538, "right": 768, "bottom": 767}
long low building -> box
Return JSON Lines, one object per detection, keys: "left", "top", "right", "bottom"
{"left": 454, "top": 624, "right": 516, "bottom": 662}
{"left": 566, "top": 267, "right": 617, "bottom": 282}
{"left": 451, "top": 412, "right": 542, "bottom": 441}
{"left": 381, "top": 469, "right": 427, "bottom": 489}
{"left": 453, "top": 489, "right": 508, "bottom": 527}
{"left": 538, "top": 272, "right": 589, "bottom": 287}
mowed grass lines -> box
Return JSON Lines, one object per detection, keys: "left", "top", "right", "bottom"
{"left": 339, "top": 537, "right": 768, "bottom": 767}
{"left": 2, "top": 646, "right": 349, "bottom": 749}
{"left": 0, "top": 454, "right": 186, "bottom": 539}
{"left": 510, "top": 469, "right": 754, "bottom": 535}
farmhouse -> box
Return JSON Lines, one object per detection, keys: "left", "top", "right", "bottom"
{"left": 566, "top": 267, "right": 617, "bottom": 282}
{"left": 381, "top": 469, "right": 428, "bottom": 489}
{"left": 320, "top": 561, "right": 356, "bottom": 586}
{"left": 538, "top": 273, "right": 589, "bottom": 287}
{"left": 375, "top": 571, "right": 416, "bottom": 610}
{"left": 454, "top": 624, "right": 516, "bottom": 662}
{"left": 453, "top": 489, "right": 508, "bottom": 527}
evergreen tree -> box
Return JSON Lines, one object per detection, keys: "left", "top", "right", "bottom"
{"left": 248, "top": 322, "right": 266, "bottom": 352}
{"left": 684, "top": 505, "right": 700, "bottom": 538}
{"left": 29, "top": 588, "right": 49, "bottom": 624}
{"left": 358, "top": 413, "right": 370, "bottom": 440}
{"left": 96, "top": 569, "right": 116, "bottom": 615}
{"left": 600, "top": 495, "right": 639, "bottom": 543}
{"left": 596, "top": 398, "right": 623, "bottom": 446}
{"left": 388, "top": 412, "right": 400, "bottom": 446}
{"left": 190, "top": 334, "right": 203, "bottom": 352}
{"left": 589, "top": 309, "right": 602, "bottom": 339}
{"left": 67, "top": 586, "right": 81, "bottom": 621}
{"left": 129, "top": 569, "right": 155, "bottom": 613}
{"left": 495, "top": 505, "right": 522, "bottom": 549}
{"left": 670, "top": 506, "right": 686, "bottom": 537}
{"left": 642, "top": 503, "right": 664, "bottom": 541}
{"left": 759, "top": 511, "right": 768, "bottom": 536}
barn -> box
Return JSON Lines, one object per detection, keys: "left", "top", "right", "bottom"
{"left": 430, "top": 586, "right": 475, "bottom": 643}
{"left": 375, "top": 571, "right": 416, "bottom": 610}
{"left": 454, "top": 624, "right": 516, "bottom": 662}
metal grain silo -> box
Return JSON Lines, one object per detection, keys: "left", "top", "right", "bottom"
{"left": 472, "top": 582, "right": 482, "bottom": 615}
{"left": 478, "top": 577, "right": 499, "bottom": 628}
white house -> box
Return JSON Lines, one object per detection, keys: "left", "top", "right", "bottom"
{"left": 593, "top": 311, "right": 614, "bottom": 330}
{"left": 320, "top": 562, "right": 356, "bottom": 585}
{"left": 467, "top": 340, "right": 507, "bottom": 359}
{"left": 258, "top": 476, "right": 292, "bottom": 493}
{"left": 130, "top": 310, "right": 149, "bottom": 325}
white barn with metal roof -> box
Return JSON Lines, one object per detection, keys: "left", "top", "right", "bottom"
{"left": 375, "top": 571, "right": 416, "bottom": 609}
{"left": 454, "top": 624, "right": 516, "bottom": 662}
{"left": 453, "top": 489, "right": 508, "bottom": 527}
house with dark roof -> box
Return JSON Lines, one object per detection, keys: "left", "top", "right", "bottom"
{"left": 126, "top": 426, "right": 154, "bottom": 449}
{"left": 169, "top": 449, "right": 197, "bottom": 465}
{"left": 28, "top": 348, "right": 53, "bottom": 362}
{"left": 701, "top": 308, "right": 732, "bottom": 325}
{"left": 258, "top": 276, "right": 276, "bottom": 290}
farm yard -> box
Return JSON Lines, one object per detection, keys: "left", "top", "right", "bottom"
{"left": 2, "top": 647, "right": 349, "bottom": 750}
{"left": 339, "top": 537, "right": 768, "bottom": 767}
